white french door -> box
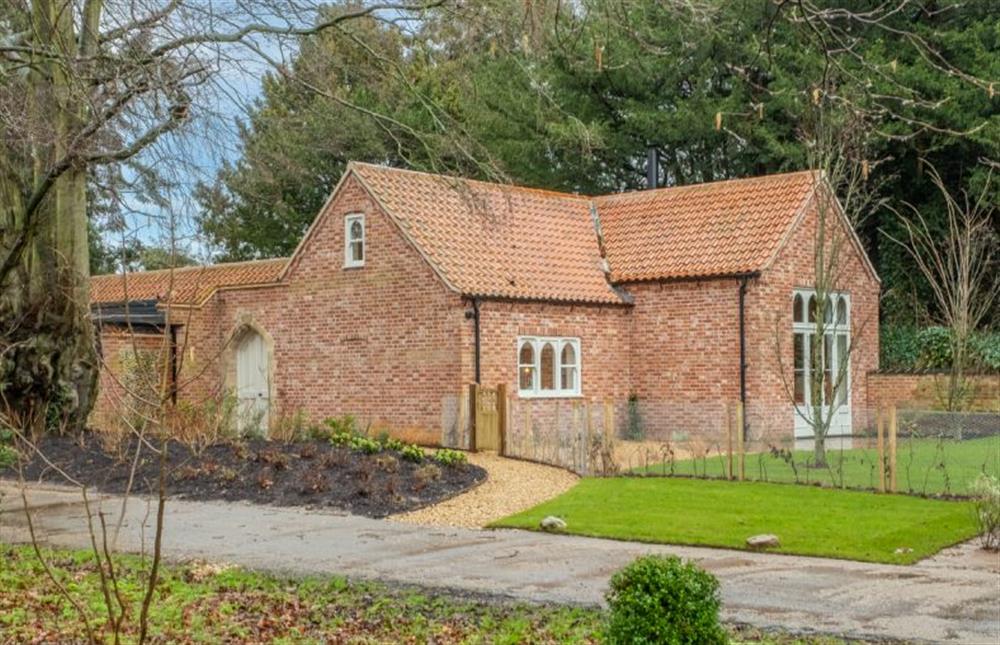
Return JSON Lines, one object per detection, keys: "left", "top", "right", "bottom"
{"left": 792, "top": 291, "right": 852, "bottom": 438}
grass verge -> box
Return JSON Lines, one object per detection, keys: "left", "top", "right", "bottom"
{"left": 491, "top": 478, "right": 978, "bottom": 564}
{"left": 0, "top": 544, "right": 864, "bottom": 643}
{"left": 632, "top": 436, "right": 999, "bottom": 496}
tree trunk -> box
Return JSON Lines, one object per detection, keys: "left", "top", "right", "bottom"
{"left": 0, "top": 0, "right": 99, "bottom": 435}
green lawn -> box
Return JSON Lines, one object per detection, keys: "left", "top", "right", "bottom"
{"left": 0, "top": 544, "right": 856, "bottom": 644}
{"left": 632, "top": 435, "right": 999, "bottom": 495}
{"left": 492, "top": 478, "right": 979, "bottom": 564}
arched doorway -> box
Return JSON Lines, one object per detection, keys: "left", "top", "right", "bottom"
{"left": 236, "top": 329, "right": 270, "bottom": 436}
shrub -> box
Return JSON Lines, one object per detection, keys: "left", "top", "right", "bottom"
{"left": 382, "top": 436, "right": 405, "bottom": 452}
{"left": 413, "top": 463, "right": 442, "bottom": 491}
{"left": 626, "top": 393, "right": 644, "bottom": 440}
{"left": 349, "top": 435, "right": 382, "bottom": 455}
{"left": 0, "top": 444, "right": 18, "bottom": 469}
{"left": 880, "top": 324, "right": 921, "bottom": 372}
{"left": 917, "top": 326, "right": 953, "bottom": 370}
{"left": 432, "top": 448, "right": 467, "bottom": 467}
{"left": 970, "top": 473, "right": 1000, "bottom": 551}
{"left": 605, "top": 555, "right": 726, "bottom": 645}
{"left": 970, "top": 332, "right": 1000, "bottom": 371}
{"left": 400, "top": 444, "right": 425, "bottom": 463}
{"left": 0, "top": 429, "right": 17, "bottom": 469}
{"left": 324, "top": 415, "right": 358, "bottom": 435}
{"left": 880, "top": 324, "right": 1000, "bottom": 372}
{"left": 328, "top": 431, "right": 353, "bottom": 447}
{"left": 375, "top": 453, "right": 400, "bottom": 473}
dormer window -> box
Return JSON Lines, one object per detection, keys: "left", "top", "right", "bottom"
{"left": 344, "top": 214, "right": 365, "bottom": 268}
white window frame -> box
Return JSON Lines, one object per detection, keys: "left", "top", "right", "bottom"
{"left": 344, "top": 213, "right": 365, "bottom": 268}
{"left": 792, "top": 289, "right": 851, "bottom": 437}
{"left": 516, "top": 336, "right": 581, "bottom": 398}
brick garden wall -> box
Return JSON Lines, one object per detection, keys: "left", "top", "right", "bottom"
{"left": 867, "top": 373, "right": 1000, "bottom": 412}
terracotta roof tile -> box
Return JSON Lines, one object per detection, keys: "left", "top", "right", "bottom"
{"left": 91, "top": 167, "right": 820, "bottom": 308}
{"left": 90, "top": 258, "right": 287, "bottom": 306}
{"left": 595, "top": 171, "right": 816, "bottom": 282}
{"left": 351, "top": 163, "right": 624, "bottom": 304}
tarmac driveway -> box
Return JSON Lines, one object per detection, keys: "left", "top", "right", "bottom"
{"left": 1, "top": 482, "right": 998, "bottom": 644}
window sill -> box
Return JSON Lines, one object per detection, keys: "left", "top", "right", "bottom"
{"left": 517, "top": 392, "right": 584, "bottom": 400}
{"left": 342, "top": 263, "right": 365, "bottom": 270}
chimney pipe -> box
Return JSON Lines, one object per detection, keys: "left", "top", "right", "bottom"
{"left": 646, "top": 146, "right": 659, "bottom": 189}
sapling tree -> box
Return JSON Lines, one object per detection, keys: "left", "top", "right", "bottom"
{"left": 773, "top": 100, "right": 883, "bottom": 468}
{"left": 884, "top": 168, "right": 998, "bottom": 411}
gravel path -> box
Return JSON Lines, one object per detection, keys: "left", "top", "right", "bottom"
{"left": 393, "top": 453, "right": 578, "bottom": 528}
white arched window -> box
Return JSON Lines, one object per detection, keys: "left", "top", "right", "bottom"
{"left": 516, "top": 336, "right": 581, "bottom": 397}
{"left": 344, "top": 213, "right": 365, "bottom": 267}
{"left": 791, "top": 289, "right": 851, "bottom": 438}
{"left": 518, "top": 341, "right": 535, "bottom": 391}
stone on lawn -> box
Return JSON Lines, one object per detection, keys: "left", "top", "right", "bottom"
{"left": 540, "top": 516, "right": 567, "bottom": 531}
{"left": 746, "top": 534, "right": 780, "bottom": 549}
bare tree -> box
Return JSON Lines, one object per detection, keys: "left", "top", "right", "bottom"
{"left": 773, "top": 100, "right": 883, "bottom": 468}
{"left": 0, "top": 0, "right": 445, "bottom": 435}
{"left": 884, "top": 168, "right": 999, "bottom": 410}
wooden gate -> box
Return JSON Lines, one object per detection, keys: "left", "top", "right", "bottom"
{"left": 470, "top": 383, "right": 506, "bottom": 452}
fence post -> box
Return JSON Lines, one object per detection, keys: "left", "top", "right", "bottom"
{"left": 585, "top": 400, "right": 594, "bottom": 473}
{"left": 888, "top": 405, "right": 898, "bottom": 493}
{"left": 604, "top": 399, "right": 614, "bottom": 444}
{"left": 468, "top": 383, "right": 478, "bottom": 452}
{"left": 524, "top": 400, "right": 532, "bottom": 460}
{"left": 736, "top": 401, "right": 745, "bottom": 481}
{"left": 876, "top": 407, "right": 885, "bottom": 493}
{"left": 726, "top": 405, "right": 736, "bottom": 480}
{"left": 496, "top": 383, "right": 507, "bottom": 456}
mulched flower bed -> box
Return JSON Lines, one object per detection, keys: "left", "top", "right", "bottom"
{"left": 5, "top": 433, "right": 486, "bottom": 518}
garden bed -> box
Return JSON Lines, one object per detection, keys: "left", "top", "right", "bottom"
{"left": 3, "top": 432, "right": 486, "bottom": 518}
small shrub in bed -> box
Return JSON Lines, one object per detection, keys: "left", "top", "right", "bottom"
{"left": 0, "top": 429, "right": 17, "bottom": 469}
{"left": 382, "top": 436, "right": 405, "bottom": 452}
{"left": 256, "top": 447, "right": 291, "bottom": 470}
{"left": 328, "top": 431, "right": 353, "bottom": 447}
{"left": 605, "top": 555, "right": 726, "bottom": 645}
{"left": 350, "top": 435, "right": 382, "bottom": 455}
{"left": 400, "top": 444, "right": 425, "bottom": 463}
{"left": 324, "top": 414, "right": 358, "bottom": 435}
{"left": 413, "top": 463, "right": 441, "bottom": 491}
{"left": 432, "top": 448, "right": 467, "bottom": 467}
{"left": 375, "top": 453, "right": 400, "bottom": 473}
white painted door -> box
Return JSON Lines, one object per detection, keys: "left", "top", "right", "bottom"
{"left": 236, "top": 331, "right": 269, "bottom": 436}
{"left": 793, "top": 330, "right": 852, "bottom": 439}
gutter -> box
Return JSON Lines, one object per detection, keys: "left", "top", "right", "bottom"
{"left": 466, "top": 298, "right": 481, "bottom": 384}
{"left": 169, "top": 325, "right": 179, "bottom": 405}
{"left": 737, "top": 273, "right": 758, "bottom": 440}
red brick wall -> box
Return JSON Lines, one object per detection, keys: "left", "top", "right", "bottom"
{"left": 94, "top": 176, "right": 466, "bottom": 441}
{"left": 624, "top": 279, "right": 741, "bottom": 443}
{"left": 744, "top": 199, "right": 881, "bottom": 441}
{"left": 213, "top": 176, "right": 466, "bottom": 437}
{"left": 472, "top": 299, "right": 633, "bottom": 449}
{"left": 91, "top": 328, "right": 169, "bottom": 430}
{"left": 93, "top": 180, "right": 882, "bottom": 449}
{"left": 867, "top": 373, "right": 999, "bottom": 412}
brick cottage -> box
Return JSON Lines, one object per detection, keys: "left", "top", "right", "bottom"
{"left": 91, "top": 162, "right": 880, "bottom": 449}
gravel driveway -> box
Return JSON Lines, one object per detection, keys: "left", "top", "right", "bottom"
{"left": 393, "top": 453, "right": 578, "bottom": 528}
